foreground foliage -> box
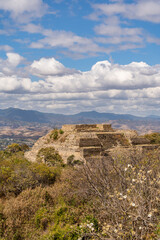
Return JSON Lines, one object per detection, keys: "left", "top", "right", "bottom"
{"left": 144, "top": 132, "right": 160, "bottom": 144}
{"left": 0, "top": 145, "right": 61, "bottom": 197}
{"left": 0, "top": 144, "right": 159, "bottom": 239}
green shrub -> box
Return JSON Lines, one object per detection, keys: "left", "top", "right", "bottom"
{"left": 67, "top": 155, "right": 74, "bottom": 165}
{"left": 144, "top": 132, "right": 160, "bottom": 144}
{"left": 41, "top": 224, "right": 79, "bottom": 240}
{"left": 50, "top": 129, "right": 59, "bottom": 140}
{"left": 37, "top": 147, "right": 63, "bottom": 166}
{"left": 0, "top": 149, "right": 62, "bottom": 196}
{"left": 30, "top": 163, "right": 60, "bottom": 185}
{"left": 6, "top": 143, "right": 22, "bottom": 153}
{"left": 35, "top": 207, "right": 51, "bottom": 230}
{"left": 59, "top": 129, "right": 64, "bottom": 134}
{"left": 67, "top": 155, "right": 82, "bottom": 166}
{"left": 6, "top": 143, "right": 29, "bottom": 153}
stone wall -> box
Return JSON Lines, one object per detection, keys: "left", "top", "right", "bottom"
{"left": 82, "top": 147, "right": 102, "bottom": 159}
{"left": 61, "top": 125, "right": 76, "bottom": 132}
{"left": 79, "top": 138, "right": 101, "bottom": 147}
{"left": 131, "top": 137, "right": 150, "bottom": 145}
{"left": 97, "top": 133, "right": 130, "bottom": 149}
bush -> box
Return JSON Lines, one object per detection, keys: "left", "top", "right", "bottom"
{"left": 0, "top": 146, "right": 159, "bottom": 240}
{"left": 37, "top": 147, "right": 63, "bottom": 166}
{"left": 144, "top": 132, "right": 160, "bottom": 144}
{"left": 6, "top": 143, "right": 29, "bottom": 153}
{"left": 59, "top": 129, "right": 64, "bottom": 135}
{"left": 34, "top": 207, "right": 51, "bottom": 230}
{"left": 83, "top": 147, "right": 160, "bottom": 239}
{"left": 2, "top": 187, "right": 51, "bottom": 239}
{"left": 50, "top": 129, "right": 59, "bottom": 140}
{"left": 0, "top": 149, "right": 61, "bottom": 197}
{"left": 67, "top": 155, "right": 83, "bottom": 166}
{"left": 6, "top": 143, "right": 22, "bottom": 153}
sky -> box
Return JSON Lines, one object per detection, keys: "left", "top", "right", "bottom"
{"left": 0, "top": 0, "right": 160, "bottom": 116}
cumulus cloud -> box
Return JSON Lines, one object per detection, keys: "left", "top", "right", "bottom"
{"left": 6, "top": 53, "right": 24, "bottom": 67}
{"left": 0, "top": 55, "right": 160, "bottom": 115}
{"left": 0, "top": 53, "right": 24, "bottom": 75}
{"left": 0, "top": 74, "right": 31, "bottom": 92}
{"left": 30, "top": 57, "right": 79, "bottom": 77}
{"left": 0, "top": 0, "right": 48, "bottom": 22}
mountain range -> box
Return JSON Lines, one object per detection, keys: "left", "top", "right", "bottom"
{"left": 0, "top": 108, "right": 160, "bottom": 138}
{"left": 0, "top": 107, "right": 160, "bottom": 124}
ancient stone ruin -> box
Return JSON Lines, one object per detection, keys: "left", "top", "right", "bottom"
{"left": 25, "top": 123, "right": 160, "bottom": 164}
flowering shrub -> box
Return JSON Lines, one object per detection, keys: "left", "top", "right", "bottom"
{"left": 84, "top": 147, "right": 160, "bottom": 239}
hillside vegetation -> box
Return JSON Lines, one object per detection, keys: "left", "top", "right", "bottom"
{"left": 0, "top": 144, "right": 159, "bottom": 239}
{"left": 144, "top": 132, "right": 160, "bottom": 144}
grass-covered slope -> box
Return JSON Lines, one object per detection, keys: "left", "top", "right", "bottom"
{"left": 0, "top": 144, "right": 159, "bottom": 240}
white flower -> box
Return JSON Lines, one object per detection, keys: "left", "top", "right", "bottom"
{"left": 124, "top": 168, "right": 128, "bottom": 171}
{"left": 132, "top": 179, "right": 136, "bottom": 182}
{"left": 131, "top": 202, "right": 136, "bottom": 207}
{"left": 123, "top": 195, "right": 127, "bottom": 199}
{"left": 148, "top": 213, "right": 152, "bottom": 218}
{"left": 139, "top": 226, "right": 142, "bottom": 230}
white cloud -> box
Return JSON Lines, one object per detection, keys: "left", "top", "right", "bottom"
{"left": 92, "top": 0, "right": 160, "bottom": 23}
{"left": 0, "top": 45, "right": 13, "bottom": 51}
{"left": 30, "top": 57, "right": 78, "bottom": 77}
{"left": 0, "top": 56, "right": 160, "bottom": 115}
{"left": 28, "top": 28, "right": 106, "bottom": 55}
{"left": 94, "top": 23, "right": 142, "bottom": 37}
{"left": 0, "top": 74, "right": 31, "bottom": 92}
{"left": 90, "top": 12, "right": 144, "bottom": 51}
{"left": 0, "top": 0, "right": 48, "bottom": 22}
{"left": 6, "top": 53, "right": 24, "bottom": 67}
{"left": 21, "top": 24, "right": 106, "bottom": 55}
{"left": 21, "top": 23, "right": 43, "bottom": 33}
{"left": 147, "top": 36, "right": 160, "bottom": 45}
{"left": 0, "top": 53, "right": 24, "bottom": 75}
{"left": 88, "top": 0, "right": 160, "bottom": 50}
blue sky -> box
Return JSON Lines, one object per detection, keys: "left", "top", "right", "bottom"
{"left": 0, "top": 0, "right": 160, "bottom": 116}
